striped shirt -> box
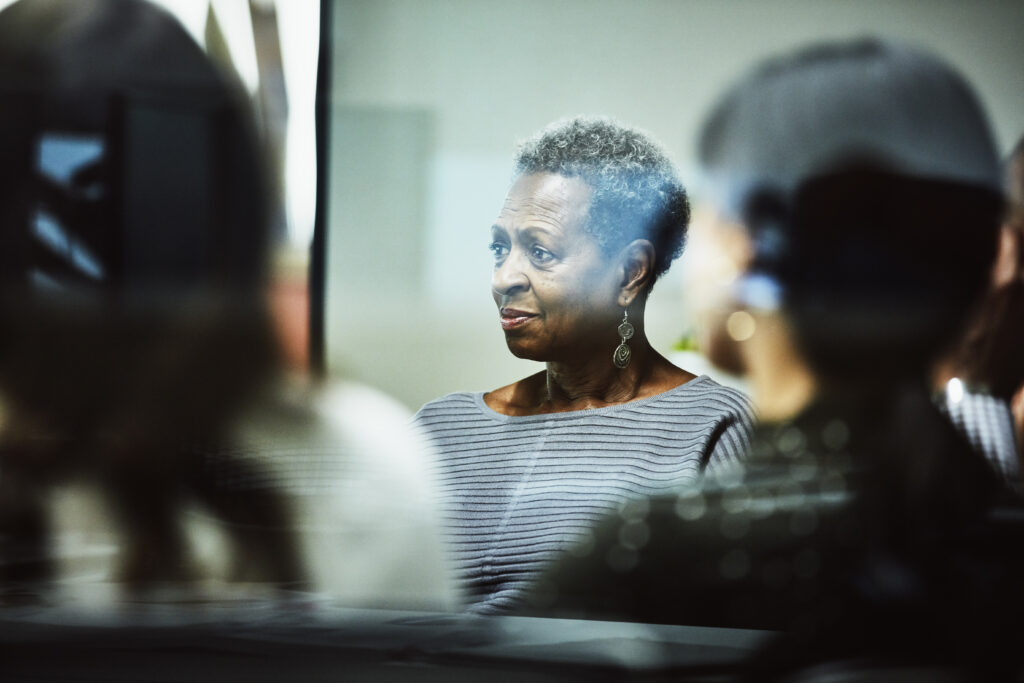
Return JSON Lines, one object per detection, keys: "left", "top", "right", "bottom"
{"left": 412, "top": 375, "right": 754, "bottom": 614}
{"left": 940, "top": 379, "right": 1021, "bottom": 490}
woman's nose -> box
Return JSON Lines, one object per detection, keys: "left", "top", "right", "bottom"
{"left": 492, "top": 252, "right": 530, "bottom": 297}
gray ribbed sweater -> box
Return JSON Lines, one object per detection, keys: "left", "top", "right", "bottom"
{"left": 412, "top": 375, "right": 754, "bottom": 614}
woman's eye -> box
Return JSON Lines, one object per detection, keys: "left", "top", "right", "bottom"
{"left": 530, "top": 245, "right": 554, "bottom": 263}
{"left": 489, "top": 241, "right": 509, "bottom": 260}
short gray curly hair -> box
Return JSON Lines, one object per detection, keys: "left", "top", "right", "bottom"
{"left": 514, "top": 116, "right": 690, "bottom": 284}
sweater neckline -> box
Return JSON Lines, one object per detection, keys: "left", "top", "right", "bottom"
{"left": 472, "top": 374, "right": 715, "bottom": 423}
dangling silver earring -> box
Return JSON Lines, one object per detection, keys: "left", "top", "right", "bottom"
{"left": 613, "top": 309, "right": 634, "bottom": 369}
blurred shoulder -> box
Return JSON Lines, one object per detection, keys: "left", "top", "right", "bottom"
{"left": 316, "top": 380, "right": 415, "bottom": 429}
{"left": 231, "top": 378, "right": 461, "bottom": 610}
{"left": 234, "top": 378, "right": 435, "bottom": 480}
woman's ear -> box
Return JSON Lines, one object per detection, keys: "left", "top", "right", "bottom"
{"left": 617, "top": 239, "right": 655, "bottom": 307}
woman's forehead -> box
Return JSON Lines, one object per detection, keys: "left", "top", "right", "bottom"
{"left": 495, "top": 172, "right": 592, "bottom": 231}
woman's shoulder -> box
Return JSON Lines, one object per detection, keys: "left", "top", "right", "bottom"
{"left": 413, "top": 389, "right": 493, "bottom": 426}
{"left": 415, "top": 372, "right": 548, "bottom": 421}
{"left": 416, "top": 390, "right": 483, "bottom": 412}
{"left": 698, "top": 375, "right": 753, "bottom": 410}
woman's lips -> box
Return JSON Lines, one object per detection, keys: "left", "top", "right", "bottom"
{"left": 499, "top": 308, "right": 536, "bottom": 331}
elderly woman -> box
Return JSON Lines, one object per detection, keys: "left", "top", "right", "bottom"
{"left": 529, "top": 42, "right": 1024, "bottom": 677}
{"left": 413, "top": 116, "right": 753, "bottom": 614}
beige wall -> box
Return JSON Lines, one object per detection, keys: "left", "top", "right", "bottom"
{"left": 326, "top": 0, "right": 1024, "bottom": 410}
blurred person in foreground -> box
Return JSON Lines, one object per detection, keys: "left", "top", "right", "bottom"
{"left": 528, "top": 40, "right": 1024, "bottom": 679}
{"left": 0, "top": 0, "right": 455, "bottom": 611}
{"left": 937, "top": 134, "right": 1024, "bottom": 488}
{"left": 413, "top": 116, "right": 752, "bottom": 614}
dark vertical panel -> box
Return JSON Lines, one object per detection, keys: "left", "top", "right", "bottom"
{"left": 0, "top": 92, "right": 38, "bottom": 289}
{"left": 309, "top": 0, "right": 332, "bottom": 377}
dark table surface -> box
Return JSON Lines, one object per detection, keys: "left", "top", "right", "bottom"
{"left": 0, "top": 601, "right": 772, "bottom": 682}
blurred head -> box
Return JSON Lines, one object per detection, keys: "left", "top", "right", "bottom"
{"left": 491, "top": 116, "right": 688, "bottom": 361}
{"left": 0, "top": 0, "right": 275, "bottom": 438}
{"left": 686, "top": 39, "right": 1003, "bottom": 384}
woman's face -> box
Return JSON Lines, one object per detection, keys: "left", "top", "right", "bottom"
{"left": 489, "top": 172, "right": 624, "bottom": 362}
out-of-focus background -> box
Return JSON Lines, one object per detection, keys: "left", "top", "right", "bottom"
{"left": 7, "top": 0, "right": 1020, "bottom": 411}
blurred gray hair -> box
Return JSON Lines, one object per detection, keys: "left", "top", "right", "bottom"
{"left": 514, "top": 116, "right": 690, "bottom": 285}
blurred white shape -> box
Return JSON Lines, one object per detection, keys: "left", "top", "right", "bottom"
{"left": 725, "top": 310, "right": 756, "bottom": 342}
{"left": 276, "top": 0, "right": 319, "bottom": 248}
{"left": 946, "top": 377, "right": 965, "bottom": 405}
{"left": 209, "top": 0, "right": 260, "bottom": 94}
{"left": 228, "top": 380, "right": 462, "bottom": 610}
{"left": 32, "top": 211, "right": 68, "bottom": 255}
{"left": 37, "top": 135, "right": 103, "bottom": 184}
